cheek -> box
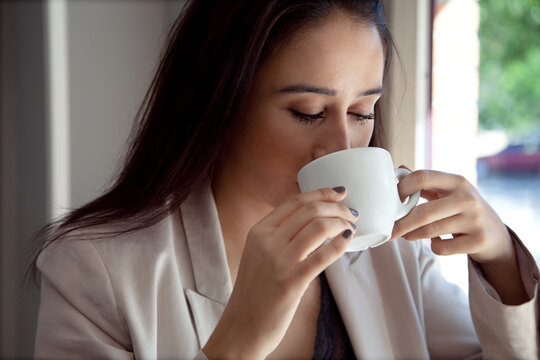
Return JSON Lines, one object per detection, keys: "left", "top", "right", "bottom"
{"left": 247, "top": 113, "right": 312, "bottom": 173}
{"left": 238, "top": 111, "right": 317, "bottom": 202}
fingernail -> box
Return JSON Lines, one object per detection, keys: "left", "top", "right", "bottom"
{"left": 349, "top": 222, "right": 357, "bottom": 230}
{"left": 349, "top": 208, "right": 358, "bottom": 217}
{"left": 343, "top": 229, "right": 352, "bottom": 239}
{"left": 332, "top": 186, "right": 346, "bottom": 193}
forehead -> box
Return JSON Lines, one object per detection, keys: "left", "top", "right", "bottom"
{"left": 255, "top": 14, "right": 385, "bottom": 93}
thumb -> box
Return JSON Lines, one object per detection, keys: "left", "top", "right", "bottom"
{"left": 399, "top": 164, "right": 413, "bottom": 172}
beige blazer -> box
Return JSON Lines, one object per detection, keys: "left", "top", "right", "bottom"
{"left": 35, "top": 181, "right": 539, "bottom": 359}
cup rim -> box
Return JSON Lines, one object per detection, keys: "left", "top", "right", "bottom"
{"left": 297, "top": 146, "right": 390, "bottom": 176}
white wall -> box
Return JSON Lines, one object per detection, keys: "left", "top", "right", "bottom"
{"left": 0, "top": 1, "right": 184, "bottom": 357}
{"left": 64, "top": 0, "right": 185, "bottom": 211}
{"left": 383, "top": 0, "right": 431, "bottom": 170}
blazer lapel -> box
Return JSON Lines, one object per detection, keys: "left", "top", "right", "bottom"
{"left": 325, "top": 252, "right": 393, "bottom": 359}
{"left": 184, "top": 289, "right": 227, "bottom": 347}
{"left": 326, "top": 242, "right": 429, "bottom": 359}
{"left": 181, "top": 180, "right": 233, "bottom": 347}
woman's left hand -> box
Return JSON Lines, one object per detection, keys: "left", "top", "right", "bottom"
{"left": 390, "top": 169, "right": 513, "bottom": 265}
{"left": 391, "top": 168, "right": 529, "bottom": 305}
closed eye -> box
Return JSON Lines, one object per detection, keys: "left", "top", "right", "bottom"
{"left": 289, "top": 109, "right": 374, "bottom": 125}
{"left": 289, "top": 109, "right": 325, "bottom": 124}
{"left": 350, "top": 113, "right": 374, "bottom": 121}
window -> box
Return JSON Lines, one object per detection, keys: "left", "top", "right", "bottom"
{"left": 432, "top": 0, "right": 540, "bottom": 291}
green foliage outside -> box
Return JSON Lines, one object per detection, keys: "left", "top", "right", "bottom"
{"left": 478, "top": 0, "right": 540, "bottom": 136}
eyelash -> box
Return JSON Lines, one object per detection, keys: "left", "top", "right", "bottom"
{"left": 289, "top": 109, "right": 374, "bottom": 125}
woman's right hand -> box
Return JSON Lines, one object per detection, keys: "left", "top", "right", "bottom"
{"left": 202, "top": 187, "right": 358, "bottom": 359}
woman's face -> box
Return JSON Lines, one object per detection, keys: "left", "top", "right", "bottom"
{"left": 219, "top": 13, "right": 385, "bottom": 208}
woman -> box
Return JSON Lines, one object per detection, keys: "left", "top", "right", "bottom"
{"left": 33, "top": 0, "right": 538, "bottom": 359}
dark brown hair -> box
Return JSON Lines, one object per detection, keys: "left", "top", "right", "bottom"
{"left": 29, "top": 0, "right": 393, "bottom": 282}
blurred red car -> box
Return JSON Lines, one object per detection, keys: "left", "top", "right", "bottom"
{"left": 477, "top": 141, "right": 540, "bottom": 176}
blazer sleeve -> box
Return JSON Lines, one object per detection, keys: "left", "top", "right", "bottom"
{"left": 468, "top": 227, "right": 539, "bottom": 359}
{"left": 418, "top": 241, "right": 483, "bottom": 360}
{"left": 35, "top": 239, "right": 134, "bottom": 359}
{"left": 419, "top": 228, "right": 540, "bottom": 360}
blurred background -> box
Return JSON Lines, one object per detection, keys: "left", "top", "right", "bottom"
{"left": 1, "top": 0, "right": 538, "bottom": 358}
{"left": 431, "top": 0, "right": 540, "bottom": 292}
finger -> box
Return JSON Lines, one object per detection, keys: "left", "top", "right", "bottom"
{"left": 279, "top": 200, "right": 359, "bottom": 240}
{"left": 262, "top": 187, "right": 347, "bottom": 227}
{"left": 397, "top": 170, "right": 470, "bottom": 200}
{"left": 391, "top": 196, "right": 462, "bottom": 240}
{"left": 431, "top": 234, "right": 480, "bottom": 256}
{"left": 396, "top": 165, "right": 413, "bottom": 202}
{"left": 401, "top": 214, "right": 470, "bottom": 241}
{"left": 399, "top": 189, "right": 438, "bottom": 203}
{"left": 288, "top": 217, "right": 355, "bottom": 261}
{"left": 396, "top": 166, "right": 439, "bottom": 202}
{"left": 298, "top": 230, "right": 352, "bottom": 279}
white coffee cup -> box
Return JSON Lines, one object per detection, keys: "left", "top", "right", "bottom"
{"left": 297, "top": 147, "right": 420, "bottom": 252}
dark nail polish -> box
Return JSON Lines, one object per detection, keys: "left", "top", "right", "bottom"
{"left": 349, "top": 208, "right": 358, "bottom": 217}
{"left": 333, "top": 186, "right": 346, "bottom": 193}
{"left": 349, "top": 222, "right": 357, "bottom": 230}
{"left": 343, "top": 229, "right": 352, "bottom": 239}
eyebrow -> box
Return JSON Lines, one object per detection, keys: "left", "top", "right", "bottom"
{"left": 275, "top": 84, "right": 383, "bottom": 98}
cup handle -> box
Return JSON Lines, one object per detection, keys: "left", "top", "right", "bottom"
{"left": 394, "top": 168, "right": 421, "bottom": 220}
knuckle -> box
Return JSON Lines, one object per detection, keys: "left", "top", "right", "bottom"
{"left": 415, "top": 170, "right": 430, "bottom": 187}
{"left": 253, "top": 236, "right": 272, "bottom": 255}
{"left": 275, "top": 272, "right": 295, "bottom": 293}
{"left": 247, "top": 226, "right": 275, "bottom": 254}
{"left": 340, "top": 204, "right": 354, "bottom": 217}
{"left": 293, "top": 195, "right": 307, "bottom": 208}
{"left": 340, "top": 218, "right": 350, "bottom": 228}
{"left": 461, "top": 192, "right": 482, "bottom": 213}
{"left": 246, "top": 226, "right": 261, "bottom": 242}
{"left": 312, "top": 219, "right": 328, "bottom": 234}
{"left": 469, "top": 212, "right": 481, "bottom": 227}
{"left": 471, "top": 193, "right": 483, "bottom": 210}
{"left": 413, "top": 224, "right": 437, "bottom": 238}
{"left": 455, "top": 174, "right": 469, "bottom": 187}
{"left": 305, "top": 201, "right": 321, "bottom": 215}
{"left": 423, "top": 223, "right": 437, "bottom": 238}
{"left": 475, "top": 231, "right": 488, "bottom": 248}
{"left": 260, "top": 238, "right": 274, "bottom": 254}
{"left": 318, "top": 188, "right": 333, "bottom": 199}
{"left": 309, "top": 251, "right": 328, "bottom": 270}
{"left": 418, "top": 204, "right": 433, "bottom": 222}
{"left": 330, "top": 237, "right": 348, "bottom": 255}
{"left": 460, "top": 189, "right": 476, "bottom": 204}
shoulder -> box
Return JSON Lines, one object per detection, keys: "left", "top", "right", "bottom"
{"left": 35, "top": 209, "right": 204, "bottom": 358}
{"left": 37, "top": 209, "right": 189, "bottom": 285}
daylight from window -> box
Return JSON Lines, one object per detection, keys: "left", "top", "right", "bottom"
{"left": 476, "top": 0, "right": 540, "bottom": 264}
{"left": 432, "top": 0, "right": 540, "bottom": 292}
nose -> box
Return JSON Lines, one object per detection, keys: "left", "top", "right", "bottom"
{"left": 312, "top": 114, "right": 351, "bottom": 160}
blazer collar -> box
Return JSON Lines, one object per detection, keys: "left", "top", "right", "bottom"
{"left": 181, "top": 179, "right": 233, "bottom": 305}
